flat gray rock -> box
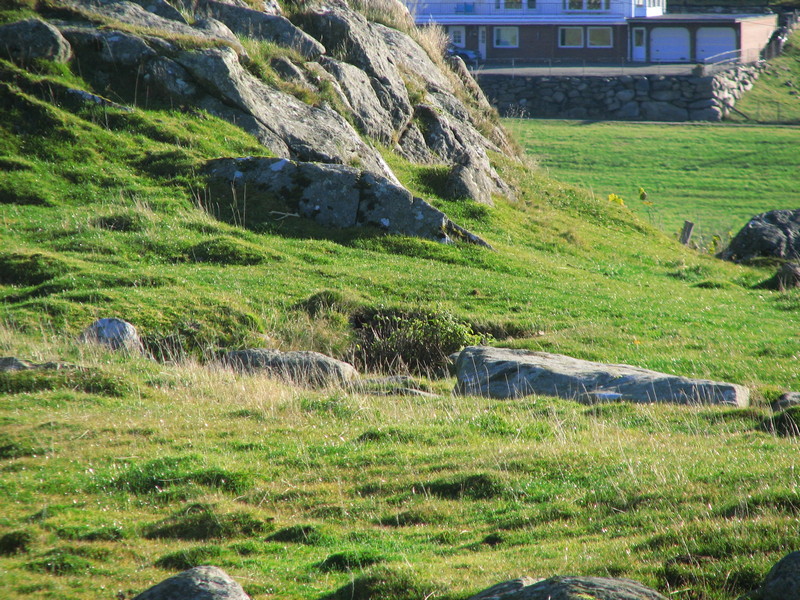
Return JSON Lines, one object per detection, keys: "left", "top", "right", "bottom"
{"left": 455, "top": 346, "right": 749, "bottom": 406}
{"left": 468, "top": 576, "right": 667, "bottom": 600}
{"left": 132, "top": 566, "right": 250, "bottom": 600}
{"left": 224, "top": 348, "right": 358, "bottom": 387}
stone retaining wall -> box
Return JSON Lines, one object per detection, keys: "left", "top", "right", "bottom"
{"left": 476, "top": 64, "right": 761, "bottom": 121}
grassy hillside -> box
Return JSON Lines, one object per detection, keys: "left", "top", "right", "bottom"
{"left": 2, "top": 7, "right": 800, "bottom": 600}
{"left": 730, "top": 29, "right": 800, "bottom": 124}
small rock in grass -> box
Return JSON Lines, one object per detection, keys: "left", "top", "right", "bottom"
{"left": 132, "top": 565, "right": 251, "bottom": 600}
{"left": 79, "top": 318, "right": 143, "bottom": 354}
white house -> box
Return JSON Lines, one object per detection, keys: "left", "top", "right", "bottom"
{"left": 408, "top": 0, "right": 777, "bottom": 63}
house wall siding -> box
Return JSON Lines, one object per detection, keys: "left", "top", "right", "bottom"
{"left": 479, "top": 24, "right": 628, "bottom": 60}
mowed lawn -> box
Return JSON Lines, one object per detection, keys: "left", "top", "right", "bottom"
{"left": 503, "top": 119, "right": 800, "bottom": 245}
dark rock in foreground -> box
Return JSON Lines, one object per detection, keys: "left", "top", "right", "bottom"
{"left": 468, "top": 575, "right": 667, "bottom": 600}
{"left": 741, "top": 551, "right": 800, "bottom": 600}
{"left": 132, "top": 566, "right": 250, "bottom": 600}
{"left": 455, "top": 346, "right": 749, "bottom": 406}
{"left": 719, "top": 210, "right": 800, "bottom": 263}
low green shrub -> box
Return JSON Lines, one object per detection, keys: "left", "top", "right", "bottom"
{"left": 109, "top": 456, "right": 253, "bottom": 495}
{"left": 321, "top": 565, "right": 442, "bottom": 600}
{"left": 422, "top": 473, "right": 505, "bottom": 500}
{"left": 144, "top": 504, "right": 272, "bottom": 540}
{"left": 26, "top": 549, "right": 94, "bottom": 576}
{"left": 351, "top": 306, "right": 483, "bottom": 374}
{"left": 316, "top": 550, "right": 385, "bottom": 572}
{"left": 154, "top": 545, "right": 224, "bottom": 571}
{"left": 266, "top": 524, "right": 325, "bottom": 545}
{"left": 0, "top": 251, "right": 70, "bottom": 285}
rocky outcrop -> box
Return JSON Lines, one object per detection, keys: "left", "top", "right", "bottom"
{"left": 8, "top": 0, "right": 512, "bottom": 243}
{"left": 173, "top": 0, "right": 324, "bottom": 58}
{"left": 468, "top": 576, "right": 667, "bottom": 600}
{"left": 224, "top": 348, "right": 358, "bottom": 387}
{"left": 203, "top": 157, "right": 491, "bottom": 246}
{"left": 0, "top": 18, "right": 72, "bottom": 64}
{"left": 454, "top": 346, "right": 749, "bottom": 406}
{"left": 0, "top": 357, "right": 70, "bottom": 372}
{"left": 132, "top": 566, "right": 250, "bottom": 600}
{"left": 303, "top": 1, "right": 413, "bottom": 132}
{"left": 719, "top": 210, "right": 800, "bottom": 263}
{"left": 79, "top": 318, "right": 143, "bottom": 353}
{"left": 742, "top": 551, "right": 800, "bottom": 600}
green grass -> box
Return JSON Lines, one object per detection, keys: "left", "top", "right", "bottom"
{"left": 2, "top": 10, "right": 800, "bottom": 600}
{"left": 502, "top": 118, "right": 800, "bottom": 244}
{"left": 731, "top": 31, "right": 800, "bottom": 125}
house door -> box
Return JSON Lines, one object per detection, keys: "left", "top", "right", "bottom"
{"left": 478, "top": 26, "right": 487, "bottom": 60}
{"left": 631, "top": 27, "right": 646, "bottom": 61}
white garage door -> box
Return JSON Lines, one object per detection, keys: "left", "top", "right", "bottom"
{"left": 650, "top": 27, "right": 691, "bottom": 62}
{"left": 697, "top": 27, "right": 736, "bottom": 62}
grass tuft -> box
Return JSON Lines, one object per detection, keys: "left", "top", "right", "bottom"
{"left": 143, "top": 504, "right": 272, "bottom": 541}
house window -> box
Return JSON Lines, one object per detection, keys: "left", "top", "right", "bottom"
{"left": 505, "top": 0, "right": 523, "bottom": 7}
{"left": 527, "top": 0, "right": 536, "bottom": 7}
{"left": 449, "top": 26, "right": 466, "bottom": 47}
{"left": 493, "top": 26, "right": 519, "bottom": 48}
{"left": 587, "top": 27, "right": 613, "bottom": 47}
{"left": 558, "top": 27, "right": 584, "bottom": 47}
{"left": 565, "top": 0, "right": 609, "bottom": 9}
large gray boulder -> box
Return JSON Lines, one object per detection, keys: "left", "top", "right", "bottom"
{"left": 0, "top": 18, "right": 72, "bottom": 64}
{"left": 203, "top": 157, "right": 491, "bottom": 246}
{"left": 455, "top": 346, "right": 749, "bottom": 406}
{"left": 224, "top": 348, "right": 358, "bottom": 387}
{"left": 720, "top": 210, "right": 800, "bottom": 263}
{"left": 132, "top": 566, "right": 250, "bottom": 600}
{"left": 742, "top": 551, "right": 800, "bottom": 600}
{"left": 468, "top": 576, "right": 667, "bottom": 600}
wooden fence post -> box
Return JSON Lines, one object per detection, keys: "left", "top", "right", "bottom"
{"left": 680, "top": 221, "right": 695, "bottom": 245}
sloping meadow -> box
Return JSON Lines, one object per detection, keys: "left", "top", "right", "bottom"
{"left": 2, "top": 3, "right": 800, "bottom": 600}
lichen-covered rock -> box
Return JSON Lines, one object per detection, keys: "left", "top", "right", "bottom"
{"left": 0, "top": 18, "right": 72, "bottom": 65}
{"left": 79, "top": 318, "right": 143, "bottom": 353}
{"left": 321, "top": 57, "right": 395, "bottom": 145}
{"left": 132, "top": 566, "right": 251, "bottom": 600}
{"left": 203, "top": 157, "right": 491, "bottom": 246}
{"left": 455, "top": 346, "right": 749, "bottom": 406}
{"left": 743, "top": 551, "right": 800, "bottom": 600}
{"left": 303, "top": 1, "right": 413, "bottom": 131}
{"left": 176, "top": 47, "right": 396, "bottom": 180}
{"left": 177, "top": 0, "right": 324, "bottom": 59}
{"left": 720, "top": 210, "right": 800, "bottom": 263}
{"left": 468, "top": 576, "right": 667, "bottom": 600}
{"left": 224, "top": 348, "right": 358, "bottom": 387}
